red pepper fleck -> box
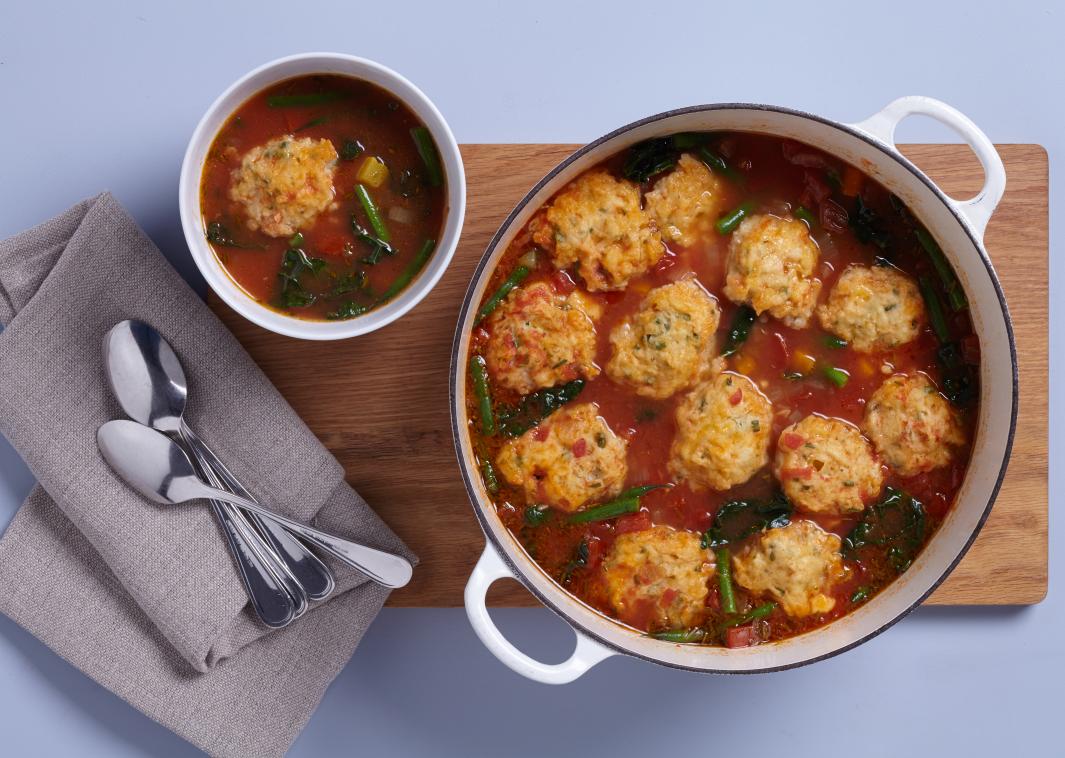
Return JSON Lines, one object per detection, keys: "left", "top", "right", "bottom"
{"left": 571, "top": 438, "right": 588, "bottom": 457}
{"left": 782, "top": 432, "right": 805, "bottom": 450}
{"left": 781, "top": 466, "right": 814, "bottom": 480}
{"left": 729, "top": 389, "right": 743, "bottom": 405}
{"left": 532, "top": 425, "right": 549, "bottom": 442}
{"left": 550, "top": 269, "right": 576, "bottom": 295}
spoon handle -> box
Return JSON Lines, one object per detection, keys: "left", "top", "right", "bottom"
{"left": 196, "top": 485, "right": 413, "bottom": 589}
{"left": 181, "top": 423, "right": 335, "bottom": 602}
{"left": 205, "top": 499, "right": 296, "bottom": 628}
{"left": 180, "top": 428, "right": 310, "bottom": 617}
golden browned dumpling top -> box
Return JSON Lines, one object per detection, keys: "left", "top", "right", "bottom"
{"left": 484, "top": 281, "right": 601, "bottom": 395}
{"left": 817, "top": 265, "right": 926, "bottom": 353}
{"left": 601, "top": 525, "right": 715, "bottom": 631}
{"left": 644, "top": 153, "right": 726, "bottom": 247}
{"left": 774, "top": 414, "right": 884, "bottom": 516}
{"left": 669, "top": 372, "right": 773, "bottom": 491}
{"left": 532, "top": 170, "right": 664, "bottom": 292}
{"left": 230, "top": 136, "right": 337, "bottom": 237}
{"left": 723, "top": 213, "right": 822, "bottom": 328}
{"left": 606, "top": 278, "right": 721, "bottom": 399}
{"left": 495, "top": 403, "right": 628, "bottom": 512}
{"left": 862, "top": 373, "right": 966, "bottom": 477}
{"left": 732, "top": 520, "right": 846, "bottom": 618}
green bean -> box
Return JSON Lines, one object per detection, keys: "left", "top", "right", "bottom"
{"left": 355, "top": 184, "right": 390, "bottom": 242}
{"left": 716, "top": 547, "right": 737, "bottom": 614}
{"left": 266, "top": 92, "right": 344, "bottom": 108}
{"left": 377, "top": 238, "right": 436, "bottom": 304}
{"left": 469, "top": 355, "right": 495, "bottom": 435}
{"left": 296, "top": 116, "right": 328, "bottom": 131}
{"left": 698, "top": 146, "right": 741, "bottom": 182}
{"left": 916, "top": 228, "right": 967, "bottom": 311}
{"left": 794, "top": 205, "right": 817, "bottom": 227}
{"left": 411, "top": 126, "right": 443, "bottom": 187}
{"left": 721, "top": 602, "right": 777, "bottom": 628}
{"left": 822, "top": 365, "right": 850, "bottom": 388}
{"left": 567, "top": 485, "right": 668, "bottom": 524}
{"left": 721, "top": 305, "right": 757, "bottom": 357}
{"left": 475, "top": 265, "right": 530, "bottom": 324}
{"left": 481, "top": 458, "right": 500, "bottom": 494}
{"left": 650, "top": 628, "right": 706, "bottom": 643}
{"left": 715, "top": 201, "right": 755, "bottom": 235}
{"left": 287, "top": 232, "right": 304, "bottom": 248}
{"left": 919, "top": 276, "right": 951, "bottom": 343}
{"left": 671, "top": 133, "right": 704, "bottom": 149}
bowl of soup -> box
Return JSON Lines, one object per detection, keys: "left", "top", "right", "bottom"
{"left": 180, "top": 53, "right": 465, "bottom": 339}
{"left": 453, "top": 98, "right": 1015, "bottom": 681}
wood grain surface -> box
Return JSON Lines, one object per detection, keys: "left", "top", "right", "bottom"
{"left": 209, "top": 143, "right": 1048, "bottom": 606}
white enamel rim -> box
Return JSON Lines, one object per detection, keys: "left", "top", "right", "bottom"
{"left": 178, "top": 52, "right": 466, "bottom": 340}
{"left": 454, "top": 97, "right": 1016, "bottom": 683}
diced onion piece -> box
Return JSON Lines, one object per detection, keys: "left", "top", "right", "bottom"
{"left": 517, "top": 249, "right": 539, "bottom": 269}
{"left": 357, "top": 156, "right": 389, "bottom": 188}
{"left": 388, "top": 205, "right": 416, "bottom": 225}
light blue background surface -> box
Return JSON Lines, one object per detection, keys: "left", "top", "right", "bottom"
{"left": 0, "top": 2, "right": 1058, "bottom": 756}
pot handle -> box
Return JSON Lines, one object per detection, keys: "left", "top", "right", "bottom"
{"left": 464, "top": 543, "right": 616, "bottom": 684}
{"left": 848, "top": 96, "right": 1006, "bottom": 239}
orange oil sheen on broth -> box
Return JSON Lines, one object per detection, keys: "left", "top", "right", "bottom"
{"left": 466, "top": 132, "right": 978, "bottom": 646}
{"left": 200, "top": 74, "right": 447, "bottom": 320}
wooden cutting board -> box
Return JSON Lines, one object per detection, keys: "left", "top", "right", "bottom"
{"left": 209, "top": 143, "right": 1048, "bottom": 607}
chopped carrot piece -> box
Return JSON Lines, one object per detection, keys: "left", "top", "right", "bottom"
{"left": 841, "top": 165, "right": 863, "bottom": 197}
{"left": 791, "top": 351, "right": 817, "bottom": 375}
{"left": 734, "top": 353, "right": 756, "bottom": 375}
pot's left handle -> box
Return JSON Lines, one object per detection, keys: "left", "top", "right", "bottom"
{"left": 465, "top": 543, "right": 616, "bottom": 684}
{"left": 848, "top": 96, "right": 1006, "bottom": 240}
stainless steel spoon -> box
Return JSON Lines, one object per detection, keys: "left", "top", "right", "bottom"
{"left": 103, "top": 320, "right": 334, "bottom": 605}
{"left": 97, "top": 420, "right": 413, "bottom": 589}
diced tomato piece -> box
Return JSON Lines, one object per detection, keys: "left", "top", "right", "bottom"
{"left": 315, "top": 231, "right": 350, "bottom": 257}
{"left": 532, "top": 425, "right": 549, "bottom": 441}
{"left": 729, "top": 389, "right": 743, "bottom": 405}
{"left": 615, "top": 510, "right": 652, "bottom": 535}
{"left": 571, "top": 438, "right": 588, "bottom": 457}
{"left": 584, "top": 538, "right": 603, "bottom": 572}
{"left": 550, "top": 269, "right": 576, "bottom": 295}
{"left": 782, "top": 432, "right": 805, "bottom": 450}
{"left": 706, "top": 586, "right": 722, "bottom": 612}
{"left": 725, "top": 625, "right": 757, "bottom": 648}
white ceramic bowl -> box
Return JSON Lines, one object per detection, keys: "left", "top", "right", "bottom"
{"left": 179, "top": 52, "right": 466, "bottom": 340}
{"left": 454, "top": 97, "right": 1016, "bottom": 682}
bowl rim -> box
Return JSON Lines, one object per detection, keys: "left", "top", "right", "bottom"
{"left": 449, "top": 101, "right": 1019, "bottom": 674}
{"left": 178, "top": 51, "right": 466, "bottom": 340}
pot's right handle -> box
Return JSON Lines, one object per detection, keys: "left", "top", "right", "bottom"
{"left": 465, "top": 543, "right": 616, "bottom": 684}
{"left": 848, "top": 96, "right": 1006, "bottom": 240}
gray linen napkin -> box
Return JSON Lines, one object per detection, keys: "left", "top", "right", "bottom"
{"left": 0, "top": 193, "right": 416, "bottom": 757}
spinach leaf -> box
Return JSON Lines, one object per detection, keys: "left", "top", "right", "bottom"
{"left": 622, "top": 138, "right": 677, "bottom": 182}
{"left": 561, "top": 539, "right": 590, "bottom": 584}
{"left": 276, "top": 247, "right": 326, "bottom": 309}
{"left": 339, "top": 138, "right": 364, "bottom": 161}
{"left": 843, "top": 487, "right": 926, "bottom": 573}
{"left": 497, "top": 380, "right": 585, "bottom": 437}
{"left": 850, "top": 195, "right": 892, "bottom": 251}
{"left": 325, "top": 300, "right": 368, "bottom": 320}
{"left": 351, "top": 217, "right": 395, "bottom": 264}
{"left": 331, "top": 271, "right": 368, "bottom": 296}
{"left": 702, "top": 491, "right": 792, "bottom": 548}
{"left": 205, "top": 221, "right": 255, "bottom": 248}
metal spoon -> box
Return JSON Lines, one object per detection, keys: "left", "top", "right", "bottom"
{"left": 103, "top": 320, "right": 334, "bottom": 605}
{"left": 97, "top": 420, "right": 413, "bottom": 589}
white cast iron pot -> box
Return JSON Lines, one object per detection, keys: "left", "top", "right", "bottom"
{"left": 452, "top": 97, "right": 1016, "bottom": 683}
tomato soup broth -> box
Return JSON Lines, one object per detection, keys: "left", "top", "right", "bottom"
{"left": 466, "top": 133, "right": 978, "bottom": 647}
{"left": 200, "top": 74, "right": 447, "bottom": 320}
